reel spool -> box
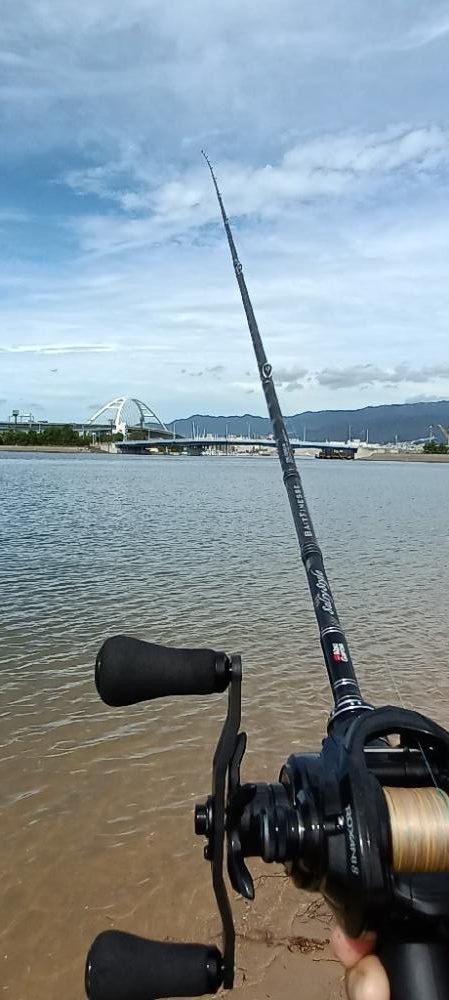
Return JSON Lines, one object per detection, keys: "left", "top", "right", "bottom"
{"left": 384, "top": 786, "right": 449, "bottom": 873}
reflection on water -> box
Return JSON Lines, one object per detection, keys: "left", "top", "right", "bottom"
{"left": 1, "top": 453, "right": 449, "bottom": 998}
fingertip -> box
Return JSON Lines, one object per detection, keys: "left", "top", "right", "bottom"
{"left": 346, "top": 954, "right": 390, "bottom": 1000}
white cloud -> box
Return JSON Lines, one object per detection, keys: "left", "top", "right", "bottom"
{"left": 0, "top": 342, "right": 115, "bottom": 354}
{"left": 0, "top": 209, "right": 29, "bottom": 223}
{"left": 405, "top": 393, "right": 449, "bottom": 404}
{"left": 0, "top": 342, "right": 170, "bottom": 354}
{"left": 1, "top": 2, "right": 449, "bottom": 420}
{"left": 64, "top": 126, "right": 449, "bottom": 258}
{"left": 315, "top": 363, "right": 449, "bottom": 390}
{"left": 1, "top": 1, "right": 447, "bottom": 160}
{"left": 405, "top": 12, "right": 449, "bottom": 50}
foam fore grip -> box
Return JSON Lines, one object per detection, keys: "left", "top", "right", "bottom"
{"left": 86, "top": 930, "right": 223, "bottom": 1000}
{"left": 95, "top": 635, "right": 228, "bottom": 706}
{"left": 379, "top": 938, "right": 449, "bottom": 1000}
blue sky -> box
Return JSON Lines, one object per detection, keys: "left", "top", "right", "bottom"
{"left": 2, "top": 1, "right": 449, "bottom": 423}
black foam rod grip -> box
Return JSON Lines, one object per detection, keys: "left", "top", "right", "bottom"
{"left": 95, "top": 635, "right": 228, "bottom": 706}
{"left": 379, "top": 939, "right": 449, "bottom": 1000}
{"left": 86, "top": 930, "right": 223, "bottom": 1000}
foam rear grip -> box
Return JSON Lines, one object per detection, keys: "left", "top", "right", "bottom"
{"left": 85, "top": 930, "right": 223, "bottom": 1000}
{"left": 95, "top": 635, "right": 229, "bottom": 706}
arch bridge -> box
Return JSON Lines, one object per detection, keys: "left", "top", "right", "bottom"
{"left": 87, "top": 397, "right": 171, "bottom": 438}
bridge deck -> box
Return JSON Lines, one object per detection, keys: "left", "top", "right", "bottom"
{"left": 117, "top": 437, "right": 357, "bottom": 454}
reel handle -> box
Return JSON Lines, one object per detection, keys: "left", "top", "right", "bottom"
{"left": 379, "top": 937, "right": 449, "bottom": 1000}
{"left": 86, "top": 930, "right": 223, "bottom": 1000}
{"left": 95, "top": 635, "right": 229, "bottom": 706}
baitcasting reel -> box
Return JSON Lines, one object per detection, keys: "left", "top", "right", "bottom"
{"left": 86, "top": 634, "right": 449, "bottom": 1000}
{"left": 85, "top": 158, "right": 449, "bottom": 1000}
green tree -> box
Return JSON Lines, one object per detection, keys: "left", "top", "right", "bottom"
{"left": 423, "top": 440, "right": 448, "bottom": 454}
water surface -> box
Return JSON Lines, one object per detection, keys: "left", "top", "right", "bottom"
{"left": 1, "top": 453, "right": 448, "bottom": 998}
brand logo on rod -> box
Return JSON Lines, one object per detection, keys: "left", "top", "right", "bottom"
{"left": 293, "top": 483, "right": 313, "bottom": 537}
{"left": 332, "top": 643, "right": 348, "bottom": 662}
{"left": 312, "top": 569, "right": 334, "bottom": 615}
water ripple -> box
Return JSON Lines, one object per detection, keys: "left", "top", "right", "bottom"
{"left": 1, "top": 453, "right": 449, "bottom": 998}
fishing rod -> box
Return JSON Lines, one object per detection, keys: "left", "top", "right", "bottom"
{"left": 201, "top": 150, "right": 369, "bottom": 724}
{"left": 86, "top": 159, "right": 449, "bottom": 1000}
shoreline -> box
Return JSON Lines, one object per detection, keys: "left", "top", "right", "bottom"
{"left": 1, "top": 444, "right": 449, "bottom": 463}
{"left": 358, "top": 450, "right": 449, "bottom": 462}
{"left": 0, "top": 444, "right": 92, "bottom": 453}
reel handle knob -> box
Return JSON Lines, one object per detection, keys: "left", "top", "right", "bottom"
{"left": 95, "top": 635, "right": 229, "bottom": 706}
{"left": 86, "top": 930, "right": 223, "bottom": 1000}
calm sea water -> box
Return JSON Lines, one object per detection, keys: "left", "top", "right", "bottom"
{"left": 1, "top": 452, "right": 449, "bottom": 998}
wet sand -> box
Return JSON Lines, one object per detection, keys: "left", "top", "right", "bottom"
{"left": 221, "top": 878, "right": 341, "bottom": 1000}
{"left": 1, "top": 676, "right": 343, "bottom": 1000}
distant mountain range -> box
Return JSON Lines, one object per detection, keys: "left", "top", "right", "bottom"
{"left": 168, "top": 400, "right": 449, "bottom": 445}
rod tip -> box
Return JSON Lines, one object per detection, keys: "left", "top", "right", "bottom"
{"left": 201, "top": 149, "right": 214, "bottom": 174}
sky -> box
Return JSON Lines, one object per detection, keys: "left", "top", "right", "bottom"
{"left": 2, "top": 1, "right": 449, "bottom": 423}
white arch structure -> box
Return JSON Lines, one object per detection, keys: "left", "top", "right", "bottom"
{"left": 88, "top": 397, "right": 170, "bottom": 437}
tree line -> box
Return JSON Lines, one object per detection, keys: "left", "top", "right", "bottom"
{"left": 0, "top": 426, "right": 90, "bottom": 446}
{"left": 0, "top": 426, "right": 123, "bottom": 446}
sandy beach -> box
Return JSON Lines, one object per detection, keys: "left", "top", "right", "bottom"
{"left": 226, "top": 873, "right": 343, "bottom": 1000}
{"left": 359, "top": 450, "right": 449, "bottom": 462}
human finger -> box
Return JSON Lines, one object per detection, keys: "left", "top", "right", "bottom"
{"left": 345, "top": 953, "right": 390, "bottom": 1000}
{"left": 330, "top": 927, "right": 390, "bottom": 1000}
{"left": 331, "top": 925, "right": 377, "bottom": 968}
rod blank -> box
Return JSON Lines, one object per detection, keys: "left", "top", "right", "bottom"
{"left": 203, "top": 151, "right": 368, "bottom": 718}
